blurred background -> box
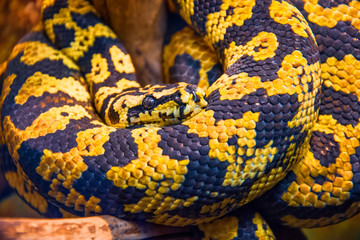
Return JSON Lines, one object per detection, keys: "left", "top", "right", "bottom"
{"left": 0, "top": 0, "right": 359, "bottom": 239}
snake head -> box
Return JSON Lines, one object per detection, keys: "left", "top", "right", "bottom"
{"left": 105, "top": 82, "right": 207, "bottom": 128}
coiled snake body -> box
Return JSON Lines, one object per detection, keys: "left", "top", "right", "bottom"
{"left": 1, "top": 0, "right": 360, "bottom": 238}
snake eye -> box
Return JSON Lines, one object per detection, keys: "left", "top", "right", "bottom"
{"left": 174, "top": 94, "right": 182, "bottom": 104}
{"left": 143, "top": 96, "right": 156, "bottom": 110}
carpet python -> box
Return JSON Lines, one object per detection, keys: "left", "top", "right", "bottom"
{"left": 0, "top": 0, "right": 360, "bottom": 239}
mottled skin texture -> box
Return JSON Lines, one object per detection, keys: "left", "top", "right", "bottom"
{"left": 166, "top": 0, "right": 360, "bottom": 233}
{"left": 1, "top": 0, "right": 360, "bottom": 239}
{"left": 254, "top": 0, "right": 360, "bottom": 228}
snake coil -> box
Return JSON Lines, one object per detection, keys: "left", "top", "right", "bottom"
{"left": 1, "top": 0, "right": 360, "bottom": 239}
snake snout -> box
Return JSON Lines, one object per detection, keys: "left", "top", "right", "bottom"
{"left": 185, "top": 85, "right": 200, "bottom": 103}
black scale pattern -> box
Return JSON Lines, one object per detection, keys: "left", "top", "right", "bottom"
{"left": 169, "top": 53, "right": 202, "bottom": 85}
{"left": 4, "top": 0, "right": 360, "bottom": 235}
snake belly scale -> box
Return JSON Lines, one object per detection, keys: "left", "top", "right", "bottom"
{"left": 1, "top": 0, "right": 360, "bottom": 238}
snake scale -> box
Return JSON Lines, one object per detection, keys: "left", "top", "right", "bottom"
{"left": 1, "top": 0, "right": 360, "bottom": 239}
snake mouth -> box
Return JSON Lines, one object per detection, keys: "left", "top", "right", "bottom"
{"left": 130, "top": 100, "right": 205, "bottom": 127}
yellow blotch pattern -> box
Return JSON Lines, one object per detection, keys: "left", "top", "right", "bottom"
{"left": 0, "top": 73, "right": 16, "bottom": 111}
{"left": 8, "top": 41, "right": 79, "bottom": 70}
{"left": 224, "top": 32, "right": 279, "bottom": 67}
{"left": 206, "top": 0, "right": 256, "bottom": 43}
{"left": 281, "top": 115, "right": 358, "bottom": 209}
{"left": 7, "top": 43, "right": 28, "bottom": 62}
{"left": 163, "top": 27, "right": 219, "bottom": 91}
{"left": 148, "top": 212, "right": 219, "bottom": 226}
{"left": 109, "top": 45, "right": 135, "bottom": 74}
{"left": 42, "top": 0, "right": 55, "bottom": 8}
{"left": 0, "top": 61, "right": 7, "bottom": 75}
{"left": 253, "top": 213, "right": 276, "bottom": 240}
{"left": 269, "top": 0, "right": 312, "bottom": 39}
{"left": 36, "top": 125, "right": 116, "bottom": 190}
{"left": 66, "top": 0, "right": 98, "bottom": 15}
{"left": 51, "top": 188, "right": 102, "bottom": 215}
{"left": 5, "top": 166, "right": 48, "bottom": 214}
{"left": 15, "top": 72, "right": 89, "bottom": 105}
{"left": 106, "top": 127, "right": 194, "bottom": 224}
{"left": 199, "top": 197, "right": 237, "bottom": 219}
{"left": 209, "top": 50, "right": 320, "bottom": 102}
{"left": 281, "top": 201, "right": 360, "bottom": 227}
{"left": 321, "top": 55, "right": 360, "bottom": 101}
{"left": 224, "top": 141, "right": 277, "bottom": 187}
{"left": 198, "top": 216, "right": 239, "bottom": 240}
{"left": 0, "top": 73, "right": 16, "bottom": 145}
{"left": 59, "top": 208, "right": 80, "bottom": 218}
{"left": 3, "top": 105, "right": 93, "bottom": 161}
{"left": 242, "top": 137, "right": 312, "bottom": 206}
{"left": 183, "top": 110, "right": 257, "bottom": 159}
{"left": 96, "top": 79, "right": 140, "bottom": 105}
{"left": 44, "top": 7, "right": 116, "bottom": 61}
{"left": 287, "top": 91, "right": 319, "bottom": 133}
{"left": 86, "top": 53, "right": 110, "bottom": 89}
{"left": 183, "top": 110, "right": 279, "bottom": 188}
{"left": 99, "top": 80, "right": 141, "bottom": 124}
{"left": 34, "top": 124, "right": 116, "bottom": 214}
{"left": 177, "top": 0, "right": 195, "bottom": 26}
{"left": 303, "top": 0, "right": 360, "bottom": 30}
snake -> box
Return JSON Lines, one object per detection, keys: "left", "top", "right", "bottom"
{"left": 0, "top": 0, "right": 360, "bottom": 239}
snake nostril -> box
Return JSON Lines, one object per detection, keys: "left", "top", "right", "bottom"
{"left": 185, "top": 85, "right": 199, "bottom": 102}
{"left": 143, "top": 96, "right": 156, "bottom": 110}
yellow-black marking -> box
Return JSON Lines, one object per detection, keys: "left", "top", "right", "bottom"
{"left": 2, "top": 0, "right": 360, "bottom": 238}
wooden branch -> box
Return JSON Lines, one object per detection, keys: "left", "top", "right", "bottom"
{"left": 0, "top": 215, "right": 195, "bottom": 240}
